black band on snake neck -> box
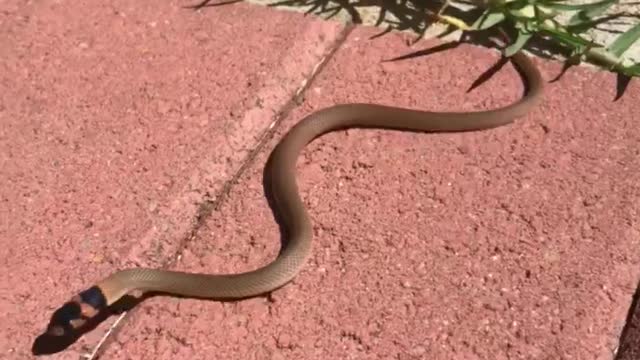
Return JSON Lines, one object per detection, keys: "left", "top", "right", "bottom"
{"left": 78, "top": 286, "right": 107, "bottom": 310}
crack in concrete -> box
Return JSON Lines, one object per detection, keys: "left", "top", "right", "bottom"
{"left": 83, "top": 21, "right": 357, "bottom": 360}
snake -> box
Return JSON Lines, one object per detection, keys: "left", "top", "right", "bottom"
{"left": 45, "top": 49, "right": 543, "bottom": 337}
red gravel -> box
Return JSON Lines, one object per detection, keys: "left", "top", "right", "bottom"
{"left": 2, "top": 1, "right": 640, "bottom": 360}
{"left": 103, "top": 23, "right": 640, "bottom": 360}
{"left": 1, "top": 1, "right": 341, "bottom": 358}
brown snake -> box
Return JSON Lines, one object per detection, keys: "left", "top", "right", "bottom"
{"left": 45, "top": 50, "right": 543, "bottom": 337}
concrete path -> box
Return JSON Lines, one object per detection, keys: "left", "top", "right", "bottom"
{"left": 1, "top": 1, "right": 639, "bottom": 359}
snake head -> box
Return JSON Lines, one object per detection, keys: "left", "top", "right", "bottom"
{"left": 45, "top": 286, "right": 107, "bottom": 337}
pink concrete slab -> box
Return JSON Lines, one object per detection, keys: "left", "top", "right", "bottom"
{"left": 0, "top": 1, "right": 343, "bottom": 358}
{"left": 96, "top": 25, "right": 640, "bottom": 360}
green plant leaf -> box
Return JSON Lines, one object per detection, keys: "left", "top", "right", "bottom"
{"left": 607, "top": 22, "right": 640, "bottom": 57}
{"left": 505, "top": 29, "right": 534, "bottom": 56}
{"left": 470, "top": 10, "right": 506, "bottom": 30}
{"left": 622, "top": 63, "right": 640, "bottom": 77}
{"left": 541, "top": 26, "right": 593, "bottom": 48}
{"left": 509, "top": 4, "right": 537, "bottom": 19}
{"left": 566, "top": 15, "right": 614, "bottom": 34}
{"left": 534, "top": 5, "right": 559, "bottom": 20}
{"left": 543, "top": 0, "right": 616, "bottom": 12}
{"left": 568, "top": 0, "right": 617, "bottom": 27}
{"left": 439, "top": 15, "right": 471, "bottom": 30}
{"left": 587, "top": 46, "right": 620, "bottom": 67}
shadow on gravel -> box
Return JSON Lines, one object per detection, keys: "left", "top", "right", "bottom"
{"left": 32, "top": 294, "right": 141, "bottom": 355}
{"left": 32, "top": 289, "right": 274, "bottom": 356}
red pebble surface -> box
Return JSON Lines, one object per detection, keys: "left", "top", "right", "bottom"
{"left": 1, "top": 1, "right": 639, "bottom": 359}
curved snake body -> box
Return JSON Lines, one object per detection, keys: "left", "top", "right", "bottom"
{"left": 46, "top": 50, "right": 543, "bottom": 337}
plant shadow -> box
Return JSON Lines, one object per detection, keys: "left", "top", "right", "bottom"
{"left": 187, "top": 0, "right": 637, "bottom": 98}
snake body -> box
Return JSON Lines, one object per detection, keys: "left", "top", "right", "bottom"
{"left": 46, "top": 50, "right": 543, "bottom": 337}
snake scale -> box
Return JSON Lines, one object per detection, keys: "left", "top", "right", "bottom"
{"left": 45, "top": 49, "right": 543, "bottom": 337}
